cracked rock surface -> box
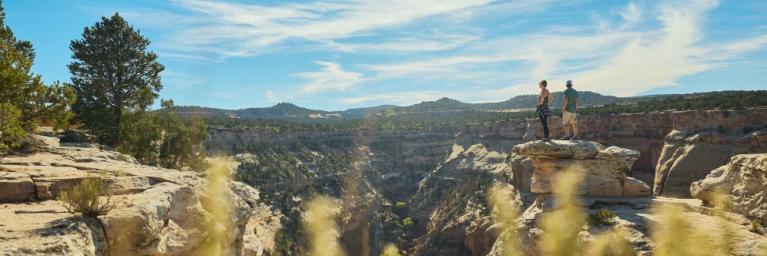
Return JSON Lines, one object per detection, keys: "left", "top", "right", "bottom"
{"left": 0, "top": 136, "right": 281, "bottom": 256}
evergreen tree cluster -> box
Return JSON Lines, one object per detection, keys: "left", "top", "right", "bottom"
{"left": 0, "top": 1, "right": 205, "bottom": 170}
{"left": 0, "top": 1, "right": 75, "bottom": 152}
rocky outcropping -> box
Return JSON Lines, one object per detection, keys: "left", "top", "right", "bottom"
{"left": 408, "top": 141, "right": 523, "bottom": 256}
{"left": 512, "top": 140, "right": 651, "bottom": 197}
{"left": 654, "top": 129, "right": 767, "bottom": 197}
{"left": 0, "top": 136, "right": 280, "bottom": 255}
{"left": 410, "top": 139, "right": 767, "bottom": 256}
{"left": 519, "top": 108, "right": 767, "bottom": 184}
{"left": 691, "top": 154, "right": 767, "bottom": 223}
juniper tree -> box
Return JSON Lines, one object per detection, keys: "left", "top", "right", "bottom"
{"left": 69, "top": 13, "right": 164, "bottom": 146}
{"left": 0, "top": 0, "right": 75, "bottom": 152}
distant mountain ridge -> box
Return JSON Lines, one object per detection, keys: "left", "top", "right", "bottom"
{"left": 172, "top": 90, "right": 753, "bottom": 120}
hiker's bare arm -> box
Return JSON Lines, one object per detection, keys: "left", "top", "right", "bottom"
{"left": 563, "top": 97, "right": 568, "bottom": 110}
{"left": 547, "top": 90, "right": 553, "bottom": 104}
{"left": 576, "top": 98, "right": 579, "bottom": 109}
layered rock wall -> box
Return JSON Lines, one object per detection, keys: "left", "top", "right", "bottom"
{"left": 691, "top": 154, "right": 767, "bottom": 222}
{"left": 655, "top": 130, "right": 767, "bottom": 197}
{"left": 521, "top": 108, "right": 767, "bottom": 183}
{"left": 0, "top": 137, "right": 281, "bottom": 255}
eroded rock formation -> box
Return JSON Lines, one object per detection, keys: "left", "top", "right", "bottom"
{"left": 0, "top": 136, "right": 280, "bottom": 255}
{"left": 408, "top": 139, "right": 525, "bottom": 256}
{"left": 691, "top": 154, "right": 767, "bottom": 223}
{"left": 654, "top": 129, "right": 767, "bottom": 197}
{"left": 512, "top": 140, "right": 651, "bottom": 197}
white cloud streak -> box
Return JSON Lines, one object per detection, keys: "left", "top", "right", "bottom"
{"left": 157, "top": 0, "right": 494, "bottom": 60}
{"left": 340, "top": 91, "right": 453, "bottom": 105}
{"left": 296, "top": 61, "right": 363, "bottom": 93}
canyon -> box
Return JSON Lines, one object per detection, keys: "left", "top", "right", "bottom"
{"left": 1, "top": 107, "right": 766, "bottom": 255}
{"left": 207, "top": 107, "right": 767, "bottom": 255}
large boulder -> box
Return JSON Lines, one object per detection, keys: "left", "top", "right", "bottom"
{"left": 691, "top": 154, "right": 767, "bottom": 222}
{"left": 513, "top": 140, "right": 650, "bottom": 197}
{"left": 654, "top": 129, "right": 767, "bottom": 197}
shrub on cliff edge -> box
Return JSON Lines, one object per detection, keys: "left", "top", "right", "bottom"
{"left": 59, "top": 177, "right": 113, "bottom": 217}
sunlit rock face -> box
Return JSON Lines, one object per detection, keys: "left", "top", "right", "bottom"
{"left": 512, "top": 140, "right": 651, "bottom": 197}
{"left": 523, "top": 108, "right": 767, "bottom": 185}
{"left": 0, "top": 136, "right": 280, "bottom": 256}
{"left": 691, "top": 154, "right": 767, "bottom": 223}
{"left": 655, "top": 129, "right": 767, "bottom": 197}
{"left": 408, "top": 141, "right": 523, "bottom": 256}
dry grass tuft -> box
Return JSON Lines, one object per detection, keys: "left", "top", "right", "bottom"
{"left": 540, "top": 165, "right": 587, "bottom": 256}
{"left": 380, "top": 243, "right": 401, "bottom": 256}
{"left": 303, "top": 196, "right": 346, "bottom": 256}
{"left": 197, "top": 157, "right": 236, "bottom": 256}
{"left": 586, "top": 228, "right": 636, "bottom": 256}
{"left": 651, "top": 203, "right": 734, "bottom": 256}
{"left": 59, "top": 176, "right": 113, "bottom": 217}
{"left": 487, "top": 183, "right": 522, "bottom": 256}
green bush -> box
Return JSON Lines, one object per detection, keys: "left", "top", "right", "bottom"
{"left": 589, "top": 209, "right": 617, "bottom": 225}
{"left": 0, "top": 103, "right": 24, "bottom": 153}
{"left": 401, "top": 217, "right": 414, "bottom": 230}
{"left": 395, "top": 201, "right": 407, "bottom": 210}
{"left": 117, "top": 100, "right": 207, "bottom": 170}
{"left": 59, "top": 177, "right": 113, "bottom": 217}
{"left": 0, "top": 2, "right": 75, "bottom": 152}
{"left": 750, "top": 219, "right": 764, "bottom": 234}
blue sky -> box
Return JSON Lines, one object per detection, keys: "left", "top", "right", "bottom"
{"left": 5, "top": 0, "right": 767, "bottom": 110}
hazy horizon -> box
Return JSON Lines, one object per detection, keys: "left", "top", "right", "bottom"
{"left": 5, "top": 0, "right": 767, "bottom": 110}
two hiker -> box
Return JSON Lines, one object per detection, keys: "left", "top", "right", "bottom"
{"left": 537, "top": 80, "right": 578, "bottom": 141}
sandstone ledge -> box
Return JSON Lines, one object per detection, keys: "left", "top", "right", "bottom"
{"left": 691, "top": 154, "right": 767, "bottom": 223}
{"left": 513, "top": 140, "right": 650, "bottom": 197}
{"left": 0, "top": 136, "right": 281, "bottom": 255}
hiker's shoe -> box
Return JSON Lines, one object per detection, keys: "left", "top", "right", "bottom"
{"left": 569, "top": 136, "right": 579, "bottom": 141}
{"left": 542, "top": 138, "right": 551, "bottom": 142}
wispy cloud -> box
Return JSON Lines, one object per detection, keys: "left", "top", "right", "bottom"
{"left": 620, "top": 2, "right": 641, "bottom": 25}
{"left": 340, "top": 91, "right": 452, "bottom": 105}
{"left": 123, "top": 0, "right": 767, "bottom": 108}
{"left": 360, "top": 0, "right": 767, "bottom": 97}
{"left": 154, "top": 0, "right": 494, "bottom": 60}
{"left": 296, "top": 61, "right": 363, "bottom": 93}
{"left": 327, "top": 34, "right": 479, "bottom": 53}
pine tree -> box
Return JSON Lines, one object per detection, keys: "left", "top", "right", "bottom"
{"left": 0, "top": 0, "right": 75, "bottom": 153}
{"left": 69, "top": 13, "right": 164, "bottom": 146}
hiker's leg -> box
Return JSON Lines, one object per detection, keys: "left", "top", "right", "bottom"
{"left": 541, "top": 114, "right": 549, "bottom": 138}
{"left": 572, "top": 113, "right": 578, "bottom": 138}
{"left": 562, "top": 112, "right": 571, "bottom": 138}
{"left": 572, "top": 121, "right": 578, "bottom": 138}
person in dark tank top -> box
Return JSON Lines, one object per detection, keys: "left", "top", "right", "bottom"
{"left": 536, "top": 80, "right": 552, "bottom": 142}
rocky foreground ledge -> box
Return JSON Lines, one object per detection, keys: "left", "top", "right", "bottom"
{"left": 0, "top": 136, "right": 280, "bottom": 255}
{"left": 512, "top": 140, "right": 651, "bottom": 197}
{"left": 692, "top": 154, "right": 767, "bottom": 226}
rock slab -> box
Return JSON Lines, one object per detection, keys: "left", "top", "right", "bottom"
{"left": 691, "top": 154, "right": 767, "bottom": 222}
{"left": 513, "top": 140, "right": 650, "bottom": 197}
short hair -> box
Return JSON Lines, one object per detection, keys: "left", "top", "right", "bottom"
{"left": 566, "top": 80, "right": 573, "bottom": 88}
{"left": 539, "top": 80, "right": 547, "bottom": 87}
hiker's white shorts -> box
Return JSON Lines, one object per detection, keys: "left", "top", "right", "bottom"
{"left": 562, "top": 111, "right": 577, "bottom": 125}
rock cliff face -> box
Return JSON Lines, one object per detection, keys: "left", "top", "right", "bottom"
{"left": 519, "top": 108, "right": 767, "bottom": 184}
{"left": 410, "top": 138, "right": 766, "bottom": 255}
{"left": 408, "top": 140, "right": 522, "bottom": 256}
{"left": 512, "top": 140, "right": 651, "bottom": 197}
{"left": 691, "top": 154, "right": 767, "bottom": 223}
{"left": 0, "top": 136, "right": 280, "bottom": 255}
{"left": 654, "top": 129, "right": 767, "bottom": 197}
{"left": 208, "top": 128, "right": 456, "bottom": 202}
{"left": 194, "top": 108, "right": 767, "bottom": 255}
